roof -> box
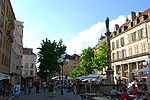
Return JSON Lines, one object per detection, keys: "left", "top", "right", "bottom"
{"left": 23, "top": 48, "right": 36, "bottom": 55}
{"left": 113, "top": 8, "right": 150, "bottom": 35}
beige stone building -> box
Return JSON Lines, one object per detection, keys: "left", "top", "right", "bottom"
{"left": 22, "top": 48, "right": 37, "bottom": 81}
{"left": 10, "top": 20, "right": 23, "bottom": 85}
{"left": 110, "top": 8, "right": 150, "bottom": 84}
{"left": 62, "top": 54, "right": 80, "bottom": 76}
{"left": 0, "top": 0, "right": 16, "bottom": 80}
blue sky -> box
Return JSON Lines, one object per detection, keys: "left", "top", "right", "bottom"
{"left": 10, "top": 0, "right": 149, "bottom": 54}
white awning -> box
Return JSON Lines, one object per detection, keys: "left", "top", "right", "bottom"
{"left": 0, "top": 73, "right": 10, "bottom": 80}
{"left": 131, "top": 67, "right": 150, "bottom": 73}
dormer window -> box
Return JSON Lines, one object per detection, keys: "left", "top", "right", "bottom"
{"left": 133, "top": 21, "right": 136, "bottom": 26}
{"left": 139, "top": 17, "right": 144, "bottom": 23}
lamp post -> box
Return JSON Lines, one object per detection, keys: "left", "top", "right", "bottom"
{"left": 105, "top": 17, "right": 114, "bottom": 84}
{"left": 57, "top": 54, "right": 69, "bottom": 95}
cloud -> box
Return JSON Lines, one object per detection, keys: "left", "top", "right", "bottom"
{"left": 66, "top": 15, "right": 127, "bottom": 55}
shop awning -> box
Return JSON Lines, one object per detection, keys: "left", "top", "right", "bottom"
{"left": 131, "top": 67, "right": 150, "bottom": 73}
{"left": 0, "top": 73, "right": 10, "bottom": 80}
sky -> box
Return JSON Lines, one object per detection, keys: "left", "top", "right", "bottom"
{"left": 10, "top": 0, "right": 150, "bottom": 55}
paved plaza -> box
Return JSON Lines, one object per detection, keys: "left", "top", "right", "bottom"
{"left": 16, "top": 89, "right": 82, "bottom": 100}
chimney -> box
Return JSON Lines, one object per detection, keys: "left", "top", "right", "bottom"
{"left": 114, "top": 24, "right": 119, "bottom": 31}
{"left": 131, "top": 11, "right": 136, "bottom": 21}
{"left": 137, "top": 12, "right": 141, "bottom": 17}
{"left": 126, "top": 16, "right": 129, "bottom": 22}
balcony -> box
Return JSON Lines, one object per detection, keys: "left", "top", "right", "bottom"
{"left": 7, "top": 31, "right": 14, "bottom": 42}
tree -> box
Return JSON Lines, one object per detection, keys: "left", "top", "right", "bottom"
{"left": 70, "top": 47, "right": 95, "bottom": 78}
{"left": 37, "top": 38, "right": 66, "bottom": 79}
{"left": 93, "top": 41, "right": 107, "bottom": 70}
{"left": 70, "top": 41, "right": 107, "bottom": 78}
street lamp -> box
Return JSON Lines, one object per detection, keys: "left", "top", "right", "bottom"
{"left": 57, "top": 54, "right": 69, "bottom": 95}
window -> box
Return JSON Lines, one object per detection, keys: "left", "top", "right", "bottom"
{"left": 30, "top": 63, "right": 34, "bottom": 68}
{"left": 122, "top": 49, "right": 125, "bottom": 58}
{"left": 24, "top": 63, "right": 28, "bottom": 68}
{"left": 138, "top": 29, "right": 144, "bottom": 39}
{"left": 31, "top": 57, "right": 34, "bottom": 61}
{"left": 116, "top": 40, "right": 119, "bottom": 48}
{"left": 129, "top": 47, "right": 133, "bottom": 56}
{"left": 112, "top": 53, "right": 115, "bottom": 60}
{"left": 117, "top": 51, "right": 119, "bottom": 60}
{"left": 128, "top": 34, "right": 131, "bottom": 43}
{"left": 112, "top": 42, "right": 115, "bottom": 50}
{"left": 141, "top": 43, "right": 146, "bottom": 53}
{"left": 30, "top": 71, "right": 33, "bottom": 76}
{"left": 131, "top": 32, "right": 136, "bottom": 42}
{"left": 24, "top": 70, "right": 28, "bottom": 76}
{"left": 120, "top": 37, "right": 124, "bottom": 47}
{"left": 134, "top": 45, "right": 139, "bottom": 54}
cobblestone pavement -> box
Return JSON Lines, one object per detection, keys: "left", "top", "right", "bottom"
{"left": 16, "top": 88, "right": 82, "bottom": 100}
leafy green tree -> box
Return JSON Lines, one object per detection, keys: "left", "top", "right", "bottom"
{"left": 37, "top": 38, "right": 66, "bottom": 79}
{"left": 93, "top": 41, "right": 107, "bottom": 70}
{"left": 70, "top": 41, "right": 107, "bottom": 78}
{"left": 70, "top": 47, "right": 95, "bottom": 78}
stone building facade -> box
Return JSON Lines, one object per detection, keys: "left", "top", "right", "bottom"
{"left": 110, "top": 8, "right": 150, "bottom": 84}
{"left": 62, "top": 54, "right": 80, "bottom": 76}
{"left": 0, "top": 0, "right": 16, "bottom": 80}
{"left": 22, "top": 48, "right": 37, "bottom": 81}
{"left": 10, "top": 20, "right": 23, "bottom": 85}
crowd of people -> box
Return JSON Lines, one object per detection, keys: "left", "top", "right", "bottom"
{"left": 22, "top": 79, "right": 76, "bottom": 96}
{"left": 110, "top": 84, "right": 150, "bottom": 100}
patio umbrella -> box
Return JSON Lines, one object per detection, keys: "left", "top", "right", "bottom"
{"left": 137, "top": 73, "right": 149, "bottom": 78}
{"left": 131, "top": 67, "right": 150, "bottom": 73}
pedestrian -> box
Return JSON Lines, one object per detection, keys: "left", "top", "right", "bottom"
{"left": 35, "top": 80, "right": 40, "bottom": 93}
{"left": 48, "top": 80, "right": 53, "bottom": 96}
{"left": 120, "top": 89, "right": 129, "bottom": 100}
{"left": 42, "top": 81, "right": 47, "bottom": 93}
{"left": 110, "top": 87, "right": 118, "bottom": 99}
{"left": 27, "top": 80, "right": 33, "bottom": 94}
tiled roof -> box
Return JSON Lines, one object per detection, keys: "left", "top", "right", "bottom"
{"left": 115, "top": 8, "right": 150, "bottom": 31}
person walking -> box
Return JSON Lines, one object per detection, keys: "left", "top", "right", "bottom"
{"left": 27, "top": 80, "right": 33, "bottom": 94}
{"left": 48, "top": 80, "right": 53, "bottom": 96}
{"left": 42, "top": 81, "right": 47, "bottom": 93}
{"left": 35, "top": 80, "right": 40, "bottom": 93}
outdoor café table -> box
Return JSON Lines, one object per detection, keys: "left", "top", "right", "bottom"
{"left": 91, "top": 97, "right": 110, "bottom": 100}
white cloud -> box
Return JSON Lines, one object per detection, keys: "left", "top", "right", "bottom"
{"left": 66, "top": 15, "right": 127, "bottom": 55}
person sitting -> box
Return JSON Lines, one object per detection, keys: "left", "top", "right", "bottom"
{"left": 121, "top": 89, "right": 129, "bottom": 100}
{"left": 110, "top": 87, "right": 118, "bottom": 99}
{"left": 134, "top": 92, "right": 143, "bottom": 100}
{"left": 141, "top": 84, "right": 148, "bottom": 92}
{"left": 131, "top": 84, "right": 139, "bottom": 95}
{"left": 120, "top": 84, "right": 127, "bottom": 93}
{"left": 95, "top": 76, "right": 100, "bottom": 85}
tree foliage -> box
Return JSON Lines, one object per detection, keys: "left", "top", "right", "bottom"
{"left": 93, "top": 41, "right": 107, "bottom": 70}
{"left": 70, "top": 47, "right": 95, "bottom": 78}
{"left": 70, "top": 41, "right": 107, "bottom": 78}
{"left": 37, "top": 38, "right": 66, "bottom": 78}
